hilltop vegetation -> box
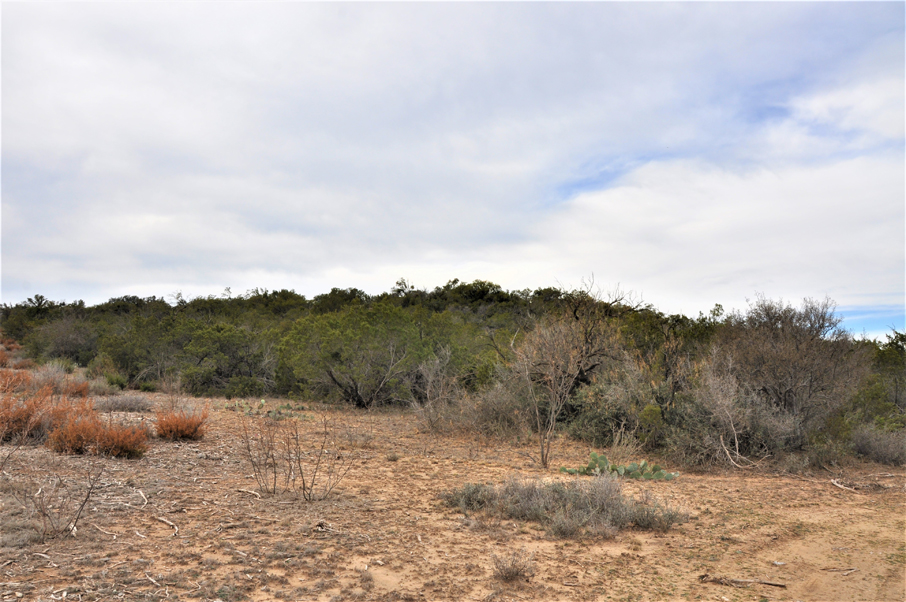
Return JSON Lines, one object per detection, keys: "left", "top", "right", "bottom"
{"left": 2, "top": 279, "right": 903, "bottom": 468}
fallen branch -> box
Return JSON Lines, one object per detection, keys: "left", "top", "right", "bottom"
{"left": 90, "top": 523, "right": 117, "bottom": 539}
{"left": 238, "top": 489, "right": 261, "bottom": 499}
{"left": 153, "top": 516, "right": 179, "bottom": 537}
{"left": 699, "top": 574, "right": 787, "bottom": 588}
{"left": 830, "top": 479, "right": 862, "bottom": 494}
{"left": 823, "top": 567, "right": 859, "bottom": 576}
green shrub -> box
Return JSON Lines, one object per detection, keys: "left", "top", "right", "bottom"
{"left": 105, "top": 374, "right": 128, "bottom": 390}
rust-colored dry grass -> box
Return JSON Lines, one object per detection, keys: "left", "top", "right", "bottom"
{"left": 62, "top": 380, "right": 89, "bottom": 398}
{"left": 94, "top": 422, "right": 149, "bottom": 458}
{"left": 46, "top": 410, "right": 101, "bottom": 454}
{"left": 155, "top": 407, "right": 209, "bottom": 440}
{"left": 0, "top": 368, "right": 32, "bottom": 394}
{"left": 0, "top": 349, "right": 8, "bottom": 368}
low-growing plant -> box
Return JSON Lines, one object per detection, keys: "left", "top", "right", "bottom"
{"left": 491, "top": 548, "right": 535, "bottom": 582}
{"left": 442, "top": 475, "right": 686, "bottom": 538}
{"left": 94, "top": 422, "right": 149, "bottom": 458}
{"left": 94, "top": 394, "right": 154, "bottom": 413}
{"left": 560, "top": 452, "right": 679, "bottom": 480}
{"left": 155, "top": 407, "right": 209, "bottom": 440}
{"left": 46, "top": 409, "right": 103, "bottom": 454}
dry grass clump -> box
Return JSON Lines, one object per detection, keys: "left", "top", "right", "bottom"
{"left": 491, "top": 548, "right": 535, "bottom": 582}
{"left": 0, "top": 349, "right": 8, "bottom": 368}
{"left": 0, "top": 368, "right": 33, "bottom": 395}
{"left": 442, "top": 475, "right": 685, "bottom": 538}
{"left": 156, "top": 407, "right": 209, "bottom": 440}
{"left": 46, "top": 407, "right": 149, "bottom": 458}
{"left": 95, "top": 394, "right": 154, "bottom": 413}
{"left": 851, "top": 425, "right": 906, "bottom": 466}
{"left": 0, "top": 386, "right": 69, "bottom": 443}
{"left": 94, "top": 423, "right": 150, "bottom": 458}
{"left": 46, "top": 411, "right": 102, "bottom": 455}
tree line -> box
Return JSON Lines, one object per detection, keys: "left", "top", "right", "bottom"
{"left": 2, "top": 279, "right": 903, "bottom": 467}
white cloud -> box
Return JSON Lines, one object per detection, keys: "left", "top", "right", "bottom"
{"left": 2, "top": 2, "right": 903, "bottom": 326}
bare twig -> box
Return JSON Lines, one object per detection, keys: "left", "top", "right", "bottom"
{"left": 699, "top": 574, "right": 787, "bottom": 588}
{"left": 238, "top": 488, "right": 261, "bottom": 499}
{"left": 153, "top": 516, "right": 179, "bottom": 536}
{"left": 830, "top": 479, "right": 862, "bottom": 494}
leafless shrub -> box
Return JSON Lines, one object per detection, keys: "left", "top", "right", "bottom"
{"left": 241, "top": 416, "right": 280, "bottom": 494}
{"left": 716, "top": 296, "right": 870, "bottom": 450}
{"left": 0, "top": 463, "right": 104, "bottom": 544}
{"left": 239, "top": 414, "right": 353, "bottom": 500}
{"left": 491, "top": 548, "right": 535, "bottom": 582}
{"left": 281, "top": 416, "right": 353, "bottom": 501}
{"left": 851, "top": 425, "right": 906, "bottom": 465}
{"left": 456, "top": 378, "right": 530, "bottom": 439}
{"left": 408, "top": 347, "right": 461, "bottom": 433}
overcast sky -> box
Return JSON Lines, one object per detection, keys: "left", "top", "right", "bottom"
{"left": 2, "top": 2, "right": 903, "bottom": 337}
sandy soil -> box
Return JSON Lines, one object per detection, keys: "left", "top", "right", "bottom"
{"left": 1, "top": 399, "right": 904, "bottom": 602}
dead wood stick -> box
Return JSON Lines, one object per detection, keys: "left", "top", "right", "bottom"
{"left": 145, "top": 572, "right": 160, "bottom": 587}
{"left": 135, "top": 489, "right": 148, "bottom": 508}
{"left": 153, "top": 516, "right": 179, "bottom": 537}
{"left": 830, "top": 479, "right": 862, "bottom": 494}
{"left": 699, "top": 574, "right": 787, "bottom": 588}
{"left": 134, "top": 530, "right": 147, "bottom": 539}
{"left": 238, "top": 488, "right": 261, "bottom": 499}
{"left": 90, "top": 523, "right": 117, "bottom": 539}
{"left": 823, "top": 567, "right": 859, "bottom": 575}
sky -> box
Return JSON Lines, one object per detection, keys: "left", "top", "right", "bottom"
{"left": 2, "top": 2, "right": 904, "bottom": 339}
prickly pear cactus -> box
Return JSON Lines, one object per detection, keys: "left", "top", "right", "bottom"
{"left": 560, "top": 453, "right": 679, "bottom": 480}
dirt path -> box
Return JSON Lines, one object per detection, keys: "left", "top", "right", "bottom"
{"left": 2, "top": 401, "right": 904, "bottom": 601}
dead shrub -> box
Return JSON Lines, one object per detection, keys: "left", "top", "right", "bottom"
{"left": 851, "top": 425, "right": 906, "bottom": 465}
{"left": 0, "top": 369, "right": 32, "bottom": 394}
{"left": 95, "top": 422, "right": 149, "bottom": 458}
{"left": 10, "top": 358, "right": 35, "bottom": 370}
{"left": 47, "top": 410, "right": 102, "bottom": 454}
{"left": 95, "top": 394, "right": 154, "bottom": 413}
{"left": 491, "top": 548, "right": 535, "bottom": 582}
{"left": 63, "top": 380, "right": 89, "bottom": 398}
{"left": 0, "top": 386, "right": 67, "bottom": 443}
{"left": 0, "top": 349, "right": 8, "bottom": 368}
{"left": 156, "top": 407, "right": 209, "bottom": 440}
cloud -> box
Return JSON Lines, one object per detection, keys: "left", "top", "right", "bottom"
{"left": 2, "top": 2, "right": 903, "bottom": 331}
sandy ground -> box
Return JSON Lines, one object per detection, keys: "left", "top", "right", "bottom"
{"left": 1, "top": 399, "right": 904, "bottom": 602}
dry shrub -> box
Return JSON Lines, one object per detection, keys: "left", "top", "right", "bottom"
{"left": 0, "top": 349, "right": 8, "bottom": 368}
{"left": 95, "top": 422, "right": 149, "bottom": 458}
{"left": 156, "top": 407, "right": 209, "bottom": 440}
{"left": 63, "top": 380, "right": 89, "bottom": 398}
{"left": 10, "top": 358, "right": 35, "bottom": 370}
{"left": 94, "top": 394, "right": 153, "bottom": 413}
{"left": 0, "top": 369, "right": 32, "bottom": 394}
{"left": 851, "top": 425, "right": 906, "bottom": 465}
{"left": 47, "top": 410, "right": 102, "bottom": 454}
{"left": 491, "top": 548, "right": 535, "bottom": 582}
{"left": 0, "top": 386, "right": 67, "bottom": 443}
{"left": 32, "top": 362, "right": 67, "bottom": 394}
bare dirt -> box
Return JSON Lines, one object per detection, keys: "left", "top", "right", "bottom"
{"left": 2, "top": 399, "right": 904, "bottom": 602}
